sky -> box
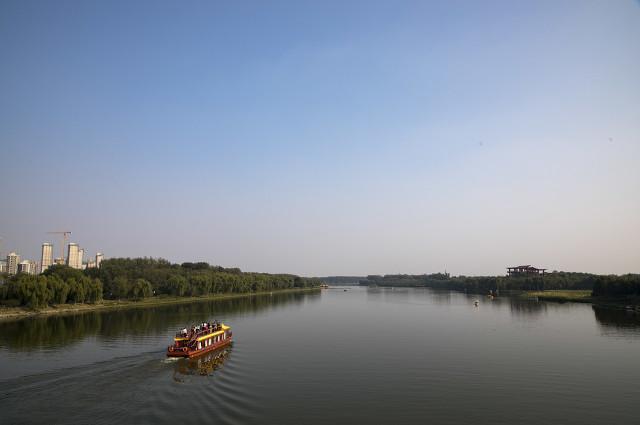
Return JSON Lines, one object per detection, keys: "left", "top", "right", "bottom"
{"left": 1, "top": 0, "right": 639, "bottom": 276}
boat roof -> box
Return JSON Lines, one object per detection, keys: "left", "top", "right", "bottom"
{"left": 174, "top": 323, "right": 230, "bottom": 342}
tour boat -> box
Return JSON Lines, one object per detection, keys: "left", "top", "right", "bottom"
{"left": 167, "top": 321, "right": 232, "bottom": 358}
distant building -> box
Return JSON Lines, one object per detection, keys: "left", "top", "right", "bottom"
{"left": 67, "top": 243, "right": 82, "bottom": 269}
{"left": 87, "top": 259, "right": 97, "bottom": 269}
{"left": 78, "top": 248, "right": 84, "bottom": 269}
{"left": 41, "top": 243, "right": 53, "bottom": 273}
{"left": 54, "top": 258, "right": 65, "bottom": 265}
{"left": 507, "top": 265, "right": 546, "bottom": 277}
{"left": 96, "top": 252, "right": 104, "bottom": 268}
{"left": 18, "top": 260, "right": 37, "bottom": 275}
{"left": 6, "top": 252, "right": 20, "bottom": 275}
{"left": 17, "top": 261, "right": 29, "bottom": 274}
{"left": 0, "top": 260, "right": 6, "bottom": 273}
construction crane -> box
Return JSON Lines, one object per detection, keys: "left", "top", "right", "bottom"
{"left": 47, "top": 231, "right": 72, "bottom": 263}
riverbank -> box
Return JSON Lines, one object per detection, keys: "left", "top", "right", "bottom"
{"left": 0, "top": 287, "right": 320, "bottom": 321}
{"left": 524, "top": 290, "right": 593, "bottom": 303}
{"left": 523, "top": 290, "right": 640, "bottom": 309}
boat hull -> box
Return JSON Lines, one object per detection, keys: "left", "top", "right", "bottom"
{"left": 167, "top": 336, "right": 233, "bottom": 358}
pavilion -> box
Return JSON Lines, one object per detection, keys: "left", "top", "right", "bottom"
{"left": 507, "top": 265, "right": 546, "bottom": 277}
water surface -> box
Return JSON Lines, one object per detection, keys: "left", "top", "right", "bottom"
{"left": 1, "top": 287, "right": 640, "bottom": 425}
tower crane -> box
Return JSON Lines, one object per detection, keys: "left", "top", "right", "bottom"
{"left": 47, "top": 231, "right": 72, "bottom": 263}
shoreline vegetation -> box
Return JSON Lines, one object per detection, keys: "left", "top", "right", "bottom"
{"left": 0, "top": 287, "right": 319, "bottom": 321}
{"left": 522, "top": 290, "right": 640, "bottom": 308}
{"left": 348, "top": 272, "right": 640, "bottom": 307}
{"left": 522, "top": 290, "right": 593, "bottom": 303}
{"left": 0, "top": 258, "right": 321, "bottom": 320}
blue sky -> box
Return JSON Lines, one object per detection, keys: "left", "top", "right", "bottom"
{"left": 1, "top": 0, "right": 639, "bottom": 276}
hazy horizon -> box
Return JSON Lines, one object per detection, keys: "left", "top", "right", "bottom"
{"left": 1, "top": 1, "right": 639, "bottom": 276}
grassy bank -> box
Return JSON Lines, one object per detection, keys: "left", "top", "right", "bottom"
{"left": 524, "top": 290, "right": 594, "bottom": 303}
{"left": 0, "top": 287, "right": 320, "bottom": 321}
{"left": 523, "top": 290, "right": 640, "bottom": 309}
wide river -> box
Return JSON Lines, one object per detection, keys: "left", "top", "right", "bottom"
{"left": 1, "top": 287, "right": 640, "bottom": 425}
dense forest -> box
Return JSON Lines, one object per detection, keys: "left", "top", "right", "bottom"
{"left": 359, "top": 272, "right": 640, "bottom": 297}
{"left": 0, "top": 258, "right": 320, "bottom": 309}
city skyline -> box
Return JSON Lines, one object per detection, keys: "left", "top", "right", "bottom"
{"left": 1, "top": 1, "right": 639, "bottom": 276}
{"left": 0, "top": 238, "right": 103, "bottom": 275}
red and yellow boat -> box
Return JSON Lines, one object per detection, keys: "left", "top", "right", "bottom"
{"left": 167, "top": 321, "right": 233, "bottom": 358}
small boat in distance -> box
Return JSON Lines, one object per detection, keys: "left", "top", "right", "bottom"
{"left": 167, "top": 321, "right": 232, "bottom": 358}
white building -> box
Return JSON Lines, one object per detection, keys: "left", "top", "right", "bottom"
{"left": 96, "top": 252, "right": 104, "bottom": 268}
{"left": 78, "top": 248, "right": 84, "bottom": 269}
{"left": 6, "top": 252, "right": 20, "bottom": 275}
{"left": 0, "top": 261, "right": 6, "bottom": 273}
{"left": 67, "top": 243, "right": 82, "bottom": 269}
{"left": 18, "top": 260, "right": 38, "bottom": 275}
{"left": 41, "top": 243, "right": 53, "bottom": 273}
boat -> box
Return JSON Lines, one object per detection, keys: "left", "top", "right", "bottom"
{"left": 167, "top": 321, "right": 232, "bottom": 358}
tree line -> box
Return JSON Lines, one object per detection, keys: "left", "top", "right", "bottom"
{"left": 359, "top": 272, "right": 640, "bottom": 297}
{"left": 0, "top": 267, "right": 103, "bottom": 309}
{"left": 0, "top": 258, "right": 321, "bottom": 309}
{"left": 591, "top": 274, "right": 640, "bottom": 298}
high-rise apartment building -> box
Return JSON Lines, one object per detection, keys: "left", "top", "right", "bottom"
{"left": 0, "top": 261, "right": 6, "bottom": 273}
{"left": 41, "top": 243, "right": 53, "bottom": 273}
{"left": 6, "top": 252, "right": 20, "bottom": 275}
{"left": 78, "top": 248, "right": 84, "bottom": 269}
{"left": 67, "top": 243, "right": 81, "bottom": 269}
{"left": 96, "top": 252, "right": 104, "bottom": 268}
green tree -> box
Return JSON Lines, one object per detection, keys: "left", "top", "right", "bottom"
{"left": 113, "top": 277, "right": 131, "bottom": 299}
{"left": 130, "top": 278, "right": 153, "bottom": 299}
{"left": 166, "top": 275, "right": 188, "bottom": 296}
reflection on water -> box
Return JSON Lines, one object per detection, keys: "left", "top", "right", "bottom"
{"left": 428, "top": 289, "right": 453, "bottom": 305}
{"left": 508, "top": 298, "right": 548, "bottom": 320}
{"left": 593, "top": 306, "right": 640, "bottom": 337}
{"left": 0, "top": 290, "right": 319, "bottom": 352}
{"left": 173, "top": 347, "right": 232, "bottom": 379}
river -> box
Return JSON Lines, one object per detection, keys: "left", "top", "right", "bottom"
{"left": 1, "top": 287, "right": 639, "bottom": 425}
